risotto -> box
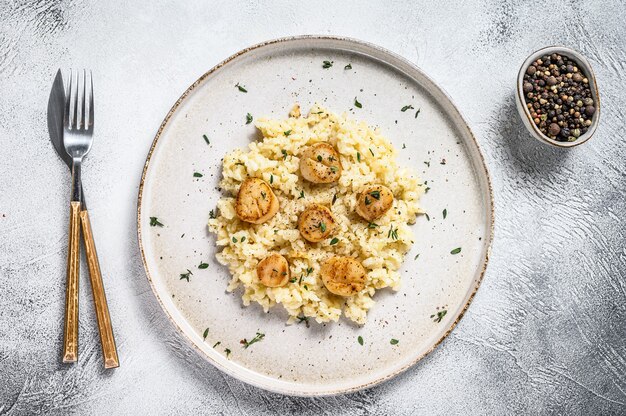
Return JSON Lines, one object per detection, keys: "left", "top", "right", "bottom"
{"left": 208, "top": 105, "right": 424, "bottom": 324}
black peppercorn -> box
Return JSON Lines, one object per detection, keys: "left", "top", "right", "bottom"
{"left": 548, "top": 123, "right": 560, "bottom": 136}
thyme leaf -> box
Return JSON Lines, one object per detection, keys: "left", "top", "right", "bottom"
{"left": 240, "top": 332, "right": 265, "bottom": 349}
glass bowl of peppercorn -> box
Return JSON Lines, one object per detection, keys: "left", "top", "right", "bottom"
{"left": 516, "top": 46, "right": 600, "bottom": 148}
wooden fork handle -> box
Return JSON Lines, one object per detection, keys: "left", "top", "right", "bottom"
{"left": 80, "top": 209, "right": 120, "bottom": 369}
{"left": 63, "top": 201, "right": 80, "bottom": 362}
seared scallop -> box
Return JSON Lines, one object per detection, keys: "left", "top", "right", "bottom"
{"left": 355, "top": 184, "right": 394, "bottom": 222}
{"left": 320, "top": 256, "right": 366, "bottom": 297}
{"left": 298, "top": 204, "right": 336, "bottom": 243}
{"left": 256, "top": 253, "right": 290, "bottom": 287}
{"left": 299, "top": 143, "right": 342, "bottom": 184}
{"left": 235, "top": 178, "right": 279, "bottom": 224}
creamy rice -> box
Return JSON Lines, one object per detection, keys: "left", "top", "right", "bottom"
{"left": 208, "top": 105, "right": 424, "bottom": 324}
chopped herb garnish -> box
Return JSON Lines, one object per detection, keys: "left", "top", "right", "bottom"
{"left": 450, "top": 247, "right": 462, "bottom": 255}
{"left": 387, "top": 225, "right": 399, "bottom": 240}
{"left": 179, "top": 269, "right": 192, "bottom": 282}
{"left": 443, "top": 208, "right": 447, "bottom": 219}
{"left": 332, "top": 194, "right": 338, "bottom": 205}
{"left": 365, "top": 196, "right": 371, "bottom": 205}
{"left": 424, "top": 161, "right": 430, "bottom": 167}
{"left": 414, "top": 253, "right": 420, "bottom": 260}
{"left": 319, "top": 222, "right": 327, "bottom": 232}
{"left": 298, "top": 190, "right": 305, "bottom": 199}
{"left": 209, "top": 209, "right": 216, "bottom": 219}
{"left": 306, "top": 267, "right": 313, "bottom": 275}
{"left": 390, "top": 338, "right": 399, "bottom": 345}
{"left": 246, "top": 113, "right": 253, "bottom": 124}
{"left": 224, "top": 348, "right": 231, "bottom": 358}
{"left": 313, "top": 111, "right": 324, "bottom": 114}
{"left": 203, "top": 328, "right": 209, "bottom": 340}
{"left": 297, "top": 315, "right": 310, "bottom": 327}
{"left": 149, "top": 217, "right": 164, "bottom": 227}
{"left": 402, "top": 143, "right": 406, "bottom": 149}
{"left": 284, "top": 130, "right": 292, "bottom": 136}
{"left": 281, "top": 149, "right": 288, "bottom": 160}
{"left": 354, "top": 97, "right": 362, "bottom": 108}
{"left": 356, "top": 152, "right": 361, "bottom": 162}
{"left": 213, "top": 341, "right": 221, "bottom": 348}
{"left": 193, "top": 172, "right": 203, "bottom": 177}
{"left": 240, "top": 236, "right": 246, "bottom": 242}
{"left": 232, "top": 237, "right": 238, "bottom": 243}
{"left": 322, "top": 60, "right": 333, "bottom": 69}
{"left": 425, "top": 213, "right": 430, "bottom": 221}
{"left": 240, "top": 332, "right": 265, "bottom": 348}
{"left": 367, "top": 222, "right": 378, "bottom": 229}
{"left": 234, "top": 162, "right": 245, "bottom": 166}
{"left": 235, "top": 83, "right": 247, "bottom": 93}
{"left": 203, "top": 134, "right": 210, "bottom": 145}
{"left": 330, "top": 237, "right": 339, "bottom": 245}
{"left": 415, "top": 108, "right": 421, "bottom": 118}
{"left": 289, "top": 277, "right": 297, "bottom": 283}
{"left": 369, "top": 190, "right": 381, "bottom": 200}
{"left": 425, "top": 187, "right": 431, "bottom": 193}
{"left": 344, "top": 63, "right": 352, "bottom": 70}
{"left": 270, "top": 174, "right": 274, "bottom": 184}
{"left": 260, "top": 191, "right": 266, "bottom": 200}
{"left": 330, "top": 166, "right": 338, "bottom": 173}
{"left": 369, "top": 148, "right": 375, "bottom": 156}
{"left": 316, "top": 155, "right": 322, "bottom": 162}
{"left": 358, "top": 336, "right": 364, "bottom": 346}
{"left": 304, "top": 284, "right": 308, "bottom": 290}
{"left": 401, "top": 104, "right": 414, "bottom": 112}
{"left": 198, "top": 262, "right": 209, "bottom": 269}
{"left": 431, "top": 309, "right": 448, "bottom": 323}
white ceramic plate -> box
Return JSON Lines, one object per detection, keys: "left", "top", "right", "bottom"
{"left": 138, "top": 36, "right": 493, "bottom": 396}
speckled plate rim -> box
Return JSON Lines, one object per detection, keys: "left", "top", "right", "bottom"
{"left": 137, "top": 35, "right": 495, "bottom": 396}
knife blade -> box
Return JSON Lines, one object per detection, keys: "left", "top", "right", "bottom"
{"left": 48, "top": 69, "right": 69, "bottom": 166}
{"left": 48, "top": 69, "right": 86, "bottom": 208}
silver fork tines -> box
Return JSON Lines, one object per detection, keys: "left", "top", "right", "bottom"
{"left": 63, "top": 69, "right": 94, "bottom": 203}
{"left": 65, "top": 69, "right": 94, "bottom": 133}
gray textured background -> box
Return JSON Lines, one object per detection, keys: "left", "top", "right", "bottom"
{"left": 1, "top": 0, "right": 625, "bottom": 414}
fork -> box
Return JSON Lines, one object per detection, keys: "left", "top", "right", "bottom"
{"left": 62, "top": 70, "right": 118, "bottom": 367}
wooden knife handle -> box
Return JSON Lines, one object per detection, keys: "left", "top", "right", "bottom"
{"left": 63, "top": 201, "right": 80, "bottom": 362}
{"left": 80, "top": 209, "right": 119, "bottom": 369}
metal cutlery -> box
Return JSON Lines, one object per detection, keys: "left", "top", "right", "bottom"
{"left": 48, "top": 69, "right": 119, "bottom": 368}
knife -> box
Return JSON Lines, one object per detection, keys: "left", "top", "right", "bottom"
{"left": 47, "top": 69, "right": 119, "bottom": 368}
